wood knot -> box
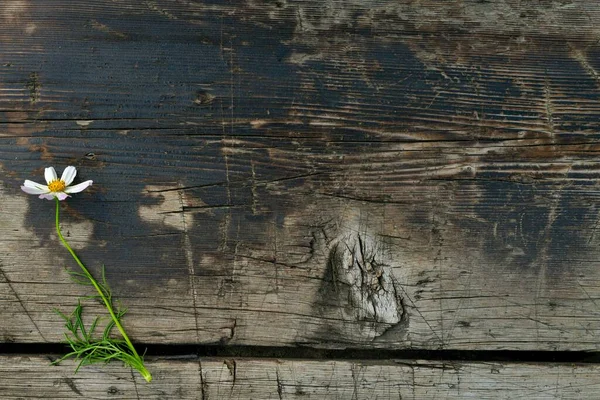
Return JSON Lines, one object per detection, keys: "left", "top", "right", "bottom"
{"left": 320, "top": 232, "right": 405, "bottom": 339}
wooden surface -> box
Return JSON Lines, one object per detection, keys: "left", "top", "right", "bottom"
{"left": 1, "top": 356, "right": 599, "bottom": 400}
{"left": 2, "top": 0, "right": 600, "bottom": 396}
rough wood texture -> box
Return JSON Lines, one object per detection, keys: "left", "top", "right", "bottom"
{"left": 2, "top": 0, "right": 600, "bottom": 352}
{"left": 0, "top": 356, "right": 598, "bottom": 399}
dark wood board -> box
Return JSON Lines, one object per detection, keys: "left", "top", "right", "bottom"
{"left": 1, "top": 1, "right": 600, "bottom": 352}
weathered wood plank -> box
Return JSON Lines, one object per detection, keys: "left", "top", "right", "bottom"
{"left": 0, "top": 356, "right": 598, "bottom": 399}
{"left": 2, "top": 0, "right": 600, "bottom": 351}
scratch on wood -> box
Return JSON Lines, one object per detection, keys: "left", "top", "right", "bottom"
{"left": 273, "top": 227, "right": 280, "bottom": 294}
{"left": 61, "top": 377, "right": 82, "bottom": 396}
{"left": 250, "top": 161, "right": 258, "bottom": 215}
{"left": 543, "top": 76, "right": 555, "bottom": 138}
{"left": 90, "top": 20, "right": 127, "bottom": 39}
{"left": 219, "top": 102, "right": 233, "bottom": 252}
{"left": 570, "top": 47, "right": 600, "bottom": 83}
{"left": 396, "top": 281, "right": 444, "bottom": 346}
{"left": 130, "top": 368, "right": 141, "bottom": 400}
{"left": 0, "top": 264, "right": 46, "bottom": 341}
{"left": 350, "top": 363, "right": 361, "bottom": 400}
{"left": 444, "top": 271, "right": 474, "bottom": 344}
{"left": 588, "top": 217, "right": 600, "bottom": 244}
{"left": 178, "top": 184, "right": 200, "bottom": 343}
{"left": 576, "top": 281, "right": 600, "bottom": 314}
{"left": 532, "top": 174, "right": 569, "bottom": 341}
{"left": 143, "top": 0, "right": 178, "bottom": 20}
{"left": 229, "top": 42, "right": 235, "bottom": 133}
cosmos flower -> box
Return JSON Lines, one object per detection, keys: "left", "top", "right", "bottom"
{"left": 21, "top": 166, "right": 93, "bottom": 201}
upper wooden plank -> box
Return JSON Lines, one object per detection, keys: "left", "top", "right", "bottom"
{"left": 2, "top": 0, "right": 600, "bottom": 350}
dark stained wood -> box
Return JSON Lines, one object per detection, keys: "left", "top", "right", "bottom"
{"left": 1, "top": 356, "right": 599, "bottom": 399}
{"left": 2, "top": 0, "right": 600, "bottom": 357}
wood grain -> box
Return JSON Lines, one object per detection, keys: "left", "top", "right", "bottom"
{"left": 0, "top": 356, "right": 598, "bottom": 399}
{"left": 2, "top": 0, "right": 600, "bottom": 352}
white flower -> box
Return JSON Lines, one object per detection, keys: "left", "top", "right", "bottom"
{"left": 21, "top": 166, "right": 93, "bottom": 201}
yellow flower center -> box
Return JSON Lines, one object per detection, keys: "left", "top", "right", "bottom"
{"left": 48, "top": 179, "right": 66, "bottom": 192}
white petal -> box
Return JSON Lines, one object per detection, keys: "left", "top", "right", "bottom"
{"left": 23, "top": 180, "right": 49, "bottom": 191}
{"left": 45, "top": 167, "right": 58, "bottom": 184}
{"left": 21, "top": 184, "right": 50, "bottom": 195}
{"left": 60, "top": 166, "right": 77, "bottom": 186}
{"left": 39, "top": 193, "right": 56, "bottom": 200}
{"left": 55, "top": 192, "right": 70, "bottom": 201}
{"left": 64, "top": 180, "right": 93, "bottom": 194}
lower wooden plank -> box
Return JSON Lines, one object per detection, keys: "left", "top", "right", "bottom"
{"left": 0, "top": 355, "right": 597, "bottom": 399}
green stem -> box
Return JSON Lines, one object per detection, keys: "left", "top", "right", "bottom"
{"left": 55, "top": 198, "right": 152, "bottom": 382}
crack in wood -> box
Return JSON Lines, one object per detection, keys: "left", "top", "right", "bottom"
{"left": 199, "top": 360, "right": 208, "bottom": 400}
{"left": 224, "top": 359, "right": 237, "bottom": 386}
{"left": 276, "top": 368, "right": 284, "bottom": 400}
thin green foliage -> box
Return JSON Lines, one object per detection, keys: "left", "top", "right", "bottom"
{"left": 53, "top": 198, "right": 152, "bottom": 382}
{"left": 52, "top": 302, "right": 146, "bottom": 376}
